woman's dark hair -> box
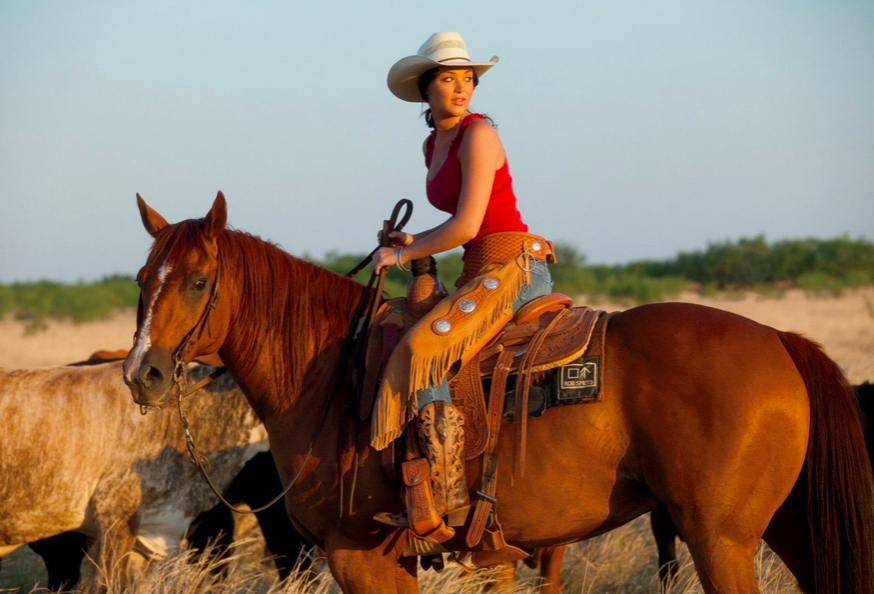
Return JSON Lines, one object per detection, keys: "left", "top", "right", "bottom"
{"left": 417, "top": 67, "right": 494, "bottom": 129}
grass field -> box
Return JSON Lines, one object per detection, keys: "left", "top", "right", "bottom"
{"left": 0, "top": 518, "right": 801, "bottom": 594}
{"left": 1, "top": 287, "right": 871, "bottom": 592}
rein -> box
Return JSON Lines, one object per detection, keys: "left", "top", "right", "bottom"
{"left": 155, "top": 200, "right": 413, "bottom": 516}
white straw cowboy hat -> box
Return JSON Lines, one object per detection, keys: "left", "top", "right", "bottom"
{"left": 387, "top": 32, "right": 499, "bottom": 102}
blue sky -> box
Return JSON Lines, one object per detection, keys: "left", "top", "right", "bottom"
{"left": 1, "top": 0, "right": 872, "bottom": 281}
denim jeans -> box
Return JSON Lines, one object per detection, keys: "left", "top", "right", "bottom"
{"left": 416, "top": 259, "right": 554, "bottom": 410}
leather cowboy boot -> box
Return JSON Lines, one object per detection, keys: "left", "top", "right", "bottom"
{"left": 416, "top": 401, "right": 470, "bottom": 518}
{"left": 374, "top": 401, "right": 467, "bottom": 541}
{"left": 371, "top": 400, "right": 466, "bottom": 543}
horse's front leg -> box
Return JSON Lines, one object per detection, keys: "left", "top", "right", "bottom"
{"left": 325, "top": 530, "right": 417, "bottom": 594}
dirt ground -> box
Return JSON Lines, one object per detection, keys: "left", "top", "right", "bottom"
{"left": 1, "top": 288, "right": 871, "bottom": 383}
{"left": 0, "top": 311, "right": 136, "bottom": 368}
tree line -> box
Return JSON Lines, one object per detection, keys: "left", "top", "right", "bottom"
{"left": 1, "top": 236, "right": 871, "bottom": 332}
{"left": 322, "top": 235, "right": 874, "bottom": 303}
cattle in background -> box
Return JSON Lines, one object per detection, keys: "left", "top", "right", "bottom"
{"left": 12, "top": 451, "right": 309, "bottom": 591}
{"left": 0, "top": 361, "right": 282, "bottom": 587}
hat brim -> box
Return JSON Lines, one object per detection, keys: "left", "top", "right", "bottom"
{"left": 387, "top": 55, "right": 499, "bottom": 102}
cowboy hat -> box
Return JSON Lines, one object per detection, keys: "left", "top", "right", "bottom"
{"left": 387, "top": 32, "right": 499, "bottom": 102}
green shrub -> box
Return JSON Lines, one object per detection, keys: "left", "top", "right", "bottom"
{"left": 601, "top": 273, "right": 686, "bottom": 304}
{"left": 0, "top": 275, "right": 139, "bottom": 327}
{"left": 796, "top": 272, "right": 844, "bottom": 297}
{"left": 845, "top": 269, "right": 872, "bottom": 288}
{"left": 0, "top": 285, "right": 13, "bottom": 319}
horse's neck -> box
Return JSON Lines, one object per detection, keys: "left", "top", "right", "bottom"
{"left": 218, "top": 247, "right": 363, "bottom": 431}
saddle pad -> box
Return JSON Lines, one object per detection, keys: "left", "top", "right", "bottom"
{"left": 495, "top": 311, "right": 615, "bottom": 422}
{"left": 450, "top": 308, "right": 608, "bottom": 460}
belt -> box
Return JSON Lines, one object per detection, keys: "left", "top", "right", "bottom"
{"left": 457, "top": 232, "right": 556, "bottom": 288}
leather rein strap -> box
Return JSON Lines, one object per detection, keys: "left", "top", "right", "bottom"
{"left": 167, "top": 199, "right": 413, "bottom": 516}
{"left": 336, "top": 199, "right": 412, "bottom": 519}
{"left": 344, "top": 199, "right": 413, "bottom": 280}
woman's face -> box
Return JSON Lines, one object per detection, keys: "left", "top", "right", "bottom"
{"left": 426, "top": 67, "right": 475, "bottom": 120}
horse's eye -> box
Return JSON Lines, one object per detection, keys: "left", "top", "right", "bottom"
{"left": 194, "top": 279, "right": 207, "bottom": 291}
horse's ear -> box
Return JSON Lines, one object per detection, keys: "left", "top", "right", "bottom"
{"left": 202, "top": 191, "right": 227, "bottom": 241}
{"left": 136, "top": 193, "right": 169, "bottom": 237}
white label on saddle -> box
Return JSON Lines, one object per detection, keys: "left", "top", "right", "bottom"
{"left": 558, "top": 356, "right": 600, "bottom": 401}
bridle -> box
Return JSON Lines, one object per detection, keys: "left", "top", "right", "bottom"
{"left": 142, "top": 252, "right": 312, "bottom": 515}
{"left": 138, "top": 200, "right": 413, "bottom": 516}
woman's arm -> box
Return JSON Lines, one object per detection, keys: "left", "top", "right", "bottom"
{"left": 373, "top": 121, "right": 503, "bottom": 271}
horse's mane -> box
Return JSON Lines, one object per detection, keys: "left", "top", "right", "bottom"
{"left": 153, "top": 220, "right": 368, "bottom": 402}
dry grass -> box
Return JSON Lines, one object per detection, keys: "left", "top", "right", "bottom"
{"left": 0, "top": 518, "right": 803, "bottom": 593}
{"left": 1, "top": 288, "right": 869, "bottom": 592}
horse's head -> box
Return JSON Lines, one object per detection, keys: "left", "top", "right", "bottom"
{"left": 123, "top": 192, "right": 231, "bottom": 407}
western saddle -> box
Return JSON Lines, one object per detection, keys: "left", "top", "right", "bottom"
{"left": 362, "top": 257, "right": 607, "bottom": 567}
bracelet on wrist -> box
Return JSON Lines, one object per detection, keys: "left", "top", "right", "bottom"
{"left": 395, "top": 247, "right": 411, "bottom": 272}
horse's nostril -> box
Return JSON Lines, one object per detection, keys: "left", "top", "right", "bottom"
{"left": 139, "top": 365, "right": 165, "bottom": 389}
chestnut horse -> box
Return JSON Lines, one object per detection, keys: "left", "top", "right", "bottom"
{"left": 124, "top": 192, "right": 874, "bottom": 594}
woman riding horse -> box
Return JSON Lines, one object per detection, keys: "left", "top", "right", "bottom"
{"left": 370, "top": 32, "right": 556, "bottom": 541}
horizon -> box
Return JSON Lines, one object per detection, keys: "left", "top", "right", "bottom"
{"left": 1, "top": 230, "right": 869, "bottom": 284}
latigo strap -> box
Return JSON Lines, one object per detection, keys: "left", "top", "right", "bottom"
{"left": 513, "top": 308, "right": 568, "bottom": 478}
{"left": 467, "top": 348, "right": 516, "bottom": 548}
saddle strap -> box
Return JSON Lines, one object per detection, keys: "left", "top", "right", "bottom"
{"left": 466, "top": 348, "right": 515, "bottom": 548}
{"left": 513, "top": 309, "right": 567, "bottom": 478}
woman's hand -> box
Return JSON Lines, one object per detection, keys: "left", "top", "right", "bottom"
{"left": 377, "top": 230, "right": 414, "bottom": 247}
{"left": 372, "top": 246, "right": 402, "bottom": 274}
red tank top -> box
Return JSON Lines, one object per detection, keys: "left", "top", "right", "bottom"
{"left": 425, "top": 113, "right": 528, "bottom": 252}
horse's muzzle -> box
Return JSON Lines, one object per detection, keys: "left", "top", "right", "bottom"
{"left": 123, "top": 350, "right": 175, "bottom": 409}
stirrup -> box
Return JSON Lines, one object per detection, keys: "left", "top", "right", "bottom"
{"left": 446, "top": 504, "right": 473, "bottom": 527}
{"left": 375, "top": 505, "right": 471, "bottom": 529}
{"left": 373, "top": 511, "right": 409, "bottom": 528}
{"left": 373, "top": 511, "right": 454, "bottom": 543}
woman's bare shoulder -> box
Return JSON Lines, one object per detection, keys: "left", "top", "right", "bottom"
{"left": 461, "top": 117, "right": 502, "bottom": 151}
{"left": 468, "top": 116, "right": 498, "bottom": 132}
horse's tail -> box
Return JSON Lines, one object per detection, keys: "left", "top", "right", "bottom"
{"left": 778, "top": 331, "right": 874, "bottom": 594}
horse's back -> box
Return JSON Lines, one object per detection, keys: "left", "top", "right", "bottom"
{"left": 610, "top": 301, "right": 784, "bottom": 353}
{"left": 607, "top": 302, "right": 809, "bottom": 407}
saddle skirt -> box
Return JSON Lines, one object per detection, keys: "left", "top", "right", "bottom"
{"left": 362, "top": 291, "right": 604, "bottom": 458}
